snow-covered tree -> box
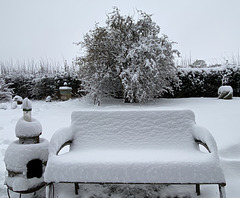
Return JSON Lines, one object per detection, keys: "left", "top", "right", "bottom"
{"left": 76, "top": 8, "right": 180, "bottom": 103}
{"left": 190, "top": 59, "right": 207, "bottom": 68}
{"left": 0, "top": 78, "right": 13, "bottom": 102}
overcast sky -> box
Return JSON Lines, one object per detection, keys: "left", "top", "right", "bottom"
{"left": 1, "top": 0, "right": 240, "bottom": 65}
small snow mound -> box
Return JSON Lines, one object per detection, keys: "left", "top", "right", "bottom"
{"left": 0, "top": 103, "right": 7, "bottom": 110}
{"left": 46, "top": 96, "right": 52, "bottom": 102}
{"left": 11, "top": 101, "right": 17, "bottom": 109}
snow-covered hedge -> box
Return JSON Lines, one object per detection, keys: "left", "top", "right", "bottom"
{"left": 168, "top": 64, "right": 240, "bottom": 98}
{"left": 1, "top": 64, "right": 240, "bottom": 100}
{"left": 0, "top": 72, "right": 82, "bottom": 100}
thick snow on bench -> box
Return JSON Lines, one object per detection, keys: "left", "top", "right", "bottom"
{"left": 44, "top": 110, "right": 225, "bottom": 184}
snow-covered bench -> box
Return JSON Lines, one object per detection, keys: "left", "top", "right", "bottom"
{"left": 44, "top": 110, "right": 226, "bottom": 198}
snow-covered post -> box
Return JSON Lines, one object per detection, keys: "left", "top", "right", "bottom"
{"left": 22, "top": 98, "right": 32, "bottom": 122}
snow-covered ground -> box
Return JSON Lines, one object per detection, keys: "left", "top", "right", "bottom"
{"left": 0, "top": 97, "right": 240, "bottom": 197}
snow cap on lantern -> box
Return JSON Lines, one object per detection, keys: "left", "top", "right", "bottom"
{"left": 15, "top": 98, "right": 42, "bottom": 144}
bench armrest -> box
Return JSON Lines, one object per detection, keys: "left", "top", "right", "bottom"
{"left": 48, "top": 126, "right": 73, "bottom": 156}
{"left": 192, "top": 125, "right": 218, "bottom": 154}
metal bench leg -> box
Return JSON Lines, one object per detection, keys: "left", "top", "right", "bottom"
{"left": 196, "top": 184, "right": 200, "bottom": 196}
{"left": 46, "top": 183, "right": 54, "bottom": 198}
{"left": 219, "top": 184, "right": 226, "bottom": 198}
{"left": 74, "top": 183, "right": 79, "bottom": 195}
{"left": 7, "top": 188, "right": 11, "bottom": 198}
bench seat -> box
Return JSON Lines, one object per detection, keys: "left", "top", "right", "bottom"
{"left": 45, "top": 149, "right": 224, "bottom": 184}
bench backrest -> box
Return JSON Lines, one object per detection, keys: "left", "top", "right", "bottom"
{"left": 71, "top": 110, "right": 197, "bottom": 150}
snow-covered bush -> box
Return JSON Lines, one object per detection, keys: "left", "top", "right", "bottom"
{"left": 189, "top": 59, "right": 207, "bottom": 68}
{"left": 218, "top": 85, "right": 233, "bottom": 99}
{"left": 76, "top": 8, "right": 179, "bottom": 103}
{"left": 46, "top": 96, "right": 52, "bottom": 102}
{"left": 13, "top": 95, "right": 23, "bottom": 104}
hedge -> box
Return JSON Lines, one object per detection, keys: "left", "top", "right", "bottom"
{"left": 1, "top": 64, "right": 240, "bottom": 101}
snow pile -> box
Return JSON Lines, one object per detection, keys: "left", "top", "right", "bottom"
{"left": 0, "top": 103, "right": 7, "bottom": 110}
{"left": 45, "top": 110, "right": 225, "bottom": 185}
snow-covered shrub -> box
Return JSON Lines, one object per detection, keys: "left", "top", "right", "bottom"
{"left": 189, "top": 59, "right": 207, "bottom": 68}
{"left": 31, "top": 75, "right": 57, "bottom": 100}
{"left": 218, "top": 85, "right": 233, "bottom": 99}
{"left": 13, "top": 95, "right": 23, "bottom": 104}
{"left": 76, "top": 8, "right": 179, "bottom": 103}
{"left": 10, "top": 75, "right": 34, "bottom": 99}
{"left": 46, "top": 96, "right": 52, "bottom": 102}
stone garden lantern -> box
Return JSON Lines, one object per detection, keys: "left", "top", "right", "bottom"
{"left": 4, "top": 98, "right": 49, "bottom": 196}
{"left": 59, "top": 82, "right": 72, "bottom": 101}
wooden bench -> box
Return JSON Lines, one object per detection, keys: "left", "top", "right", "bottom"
{"left": 44, "top": 110, "right": 226, "bottom": 198}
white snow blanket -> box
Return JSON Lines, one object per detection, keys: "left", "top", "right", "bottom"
{"left": 44, "top": 110, "right": 225, "bottom": 185}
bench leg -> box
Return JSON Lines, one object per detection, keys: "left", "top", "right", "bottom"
{"left": 219, "top": 184, "right": 226, "bottom": 198}
{"left": 74, "top": 183, "right": 79, "bottom": 195}
{"left": 196, "top": 184, "right": 200, "bottom": 196}
{"left": 46, "top": 183, "right": 54, "bottom": 198}
{"left": 7, "top": 188, "right": 11, "bottom": 198}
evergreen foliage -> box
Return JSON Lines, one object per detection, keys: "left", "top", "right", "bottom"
{"left": 0, "top": 78, "right": 13, "bottom": 102}
{"left": 0, "top": 72, "right": 82, "bottom": 101}
{"left": 76, "top": 8, "right": 180, "bottom": 103}
{"left": 172, "top": 65, "right": 240, "bottom": 98}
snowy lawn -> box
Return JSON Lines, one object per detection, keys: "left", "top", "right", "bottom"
{"left": 0, "top": 97, "right": 240, "bottom": 197}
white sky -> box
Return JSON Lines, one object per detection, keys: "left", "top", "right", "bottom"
{"left": 0, "top": 0, "right": 240, "bottom": 65}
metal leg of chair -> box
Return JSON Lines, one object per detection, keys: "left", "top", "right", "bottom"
{"left": 7, "top": 188, "right": 11, "bottom": 198}
{"left": 46, "top": 183, "right": 54, "bottom": 198}
{"left": 219, "top": 184, "right": 226, "bottom": 198}
{"left": 196, "top": 184, "right": 200, "bottom": 196}
{"left": 74, "top": 183, "right": 79, "bottom": 195}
